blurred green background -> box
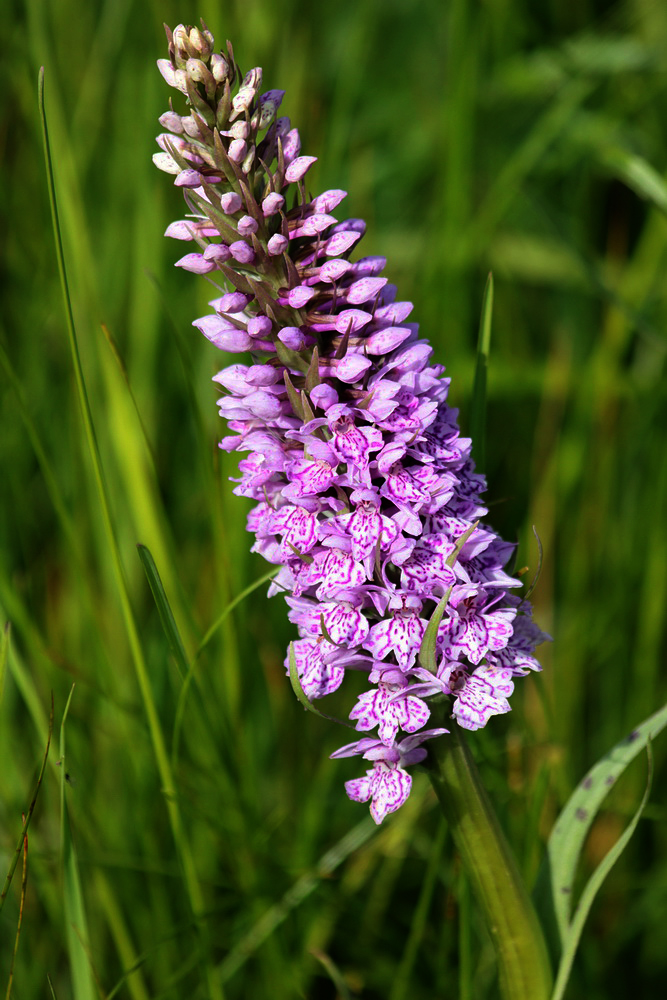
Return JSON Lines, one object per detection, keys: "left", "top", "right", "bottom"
{"left": 1, "top": 0, "right": 666, "bottom": 997}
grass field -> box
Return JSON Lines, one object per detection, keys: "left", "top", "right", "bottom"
{"left": 1, "top": 0, "right": 666, "bottom": 997}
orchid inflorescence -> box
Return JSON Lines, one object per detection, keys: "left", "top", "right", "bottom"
{"left": 154, "top": 21, "right": 548, "bottom": 824}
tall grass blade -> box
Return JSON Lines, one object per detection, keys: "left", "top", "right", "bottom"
{"left": 59, "top": 684, "right": 96, "bottom": 1000}
{"left": 0, "top": 694, "right": 53, "bottom": 914}
{"left": 137, "top": 543, "right": 190, "bottom": 679}
{"left": 38, "top": 68, "right": 223, "bottom": 1000}
{"left": 100, "top": 322, "right": 159, "bottom": 476}
{"left": 4, "top": 814, "right": 28, "bottom": 1000}
{"left": 0, "top": 622, "right": 8, "bottom": 709}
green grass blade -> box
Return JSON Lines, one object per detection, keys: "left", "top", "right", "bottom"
{"left": 93, "top": 870, "right": 151, "bottom": 1000}
{"left": 534, "top": 702, "right": 667, "bottom": 964}
{"left": 1, "top": 693, "right": 53, "bottom": 915}
{"left": 60, "top": 685, "right": 96, "bottom": 1000}
{"left": 311, "top": 951, "right": 354, "bottom": 1000}
{"left": 0, "top": 622, "right": 8, "bottom": 709}
{"left": 196, "top": 567, "right": 279, "bottom": 657}
{"left": 0, "top": 339, "right": 83, "bottom": 565}
{"left": 550, "top": 747, "right": 653, "bottom": 1000}
{"left": 38, "top": 68, "right": 223, "bottom": 1000}
{"left": 215, "top": 816, "right": 377, "bottom": 986}
{"left": 470, "top": 272, "right": 493, "bottom": 472}
{"left": 600, "top": 146, "right": 667, "bottom": 216}
{"left": 137, "top": 544, "right": 190, "bottom": 679}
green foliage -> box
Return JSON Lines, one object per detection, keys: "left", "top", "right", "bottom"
{"left": 2, "top": 1, "right": 667, "bottom": 998}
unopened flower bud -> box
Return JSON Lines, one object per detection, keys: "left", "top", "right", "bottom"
{"left": 172, "top": 24, "right": 192, "bottom": 63}
{"left": 267, "top": 233, "right": 288, "bottom": 255}
{"left": 189, "top": 26, "right": 211, "bottom": 60}
{"left": 262, "top": 192, "right": 284, "bottom": 216}
{"left": 238, "top": 215, "right": 258, "bottom": 236}
{"left": 228, "top": 121, "right": 249, "bottom": 140}
{"left": 182, "top": 115, "right": 201, "bottom": 138}
{"left": 186, "top": 58, "right": 213, "bottom": 88}
{"left": 228, "top": 138, "right": 247, "bottom": 162}
{"left": 220, "top": 192, "right": 243, "bottom": 214}
{"left": 242, "top": 146, "right": 256, "bottom": 174}
{"left": 210, "top": 53, "right": 229, "bottom": 83}
{"left": 159, "top": 111, "right": 184, "bottom": 134}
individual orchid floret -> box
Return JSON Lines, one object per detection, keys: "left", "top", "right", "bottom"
{"left": 155, "top": 21, "right": 549, "bottom": 824}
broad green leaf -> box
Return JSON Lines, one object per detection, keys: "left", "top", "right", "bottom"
{"left": 550, "top": 748, "right": 653, "bottom": 1000}
{"left": 534, "top": 702, "right": 667, "bottom": 964}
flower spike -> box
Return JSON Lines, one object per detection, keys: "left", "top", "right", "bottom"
{"left": 155, "top": 22, "right": 550, "bottom": 823}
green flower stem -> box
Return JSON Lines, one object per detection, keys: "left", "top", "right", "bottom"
{"left": 426, "top": 715, "right": 553, "bottom": 1000}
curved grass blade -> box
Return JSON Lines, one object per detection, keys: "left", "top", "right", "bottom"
{"left": 600, "top": 145, "right": 667, "bottom": 216}
{"left": 197, "top": 567, "right": 279, "bottom": 657}
{"left": 470, "top": 272, "right": 493, "bottom": 472}
{"left": 0, "top": 693, "right": 53, "bottom": 915}
{"left": 550, "top": 746, "right": 653, "bottom": 1000}
{"left": 311, "top": 951, "right": 354, "bottom": 1000}
{"left": 523, "top": 526, "right": 544, "bottom": 602}
{"left": 533, "top": 701, "right": 667, "bottom": 964}
{"left": 215, "top": 816, "right": 376, "bottom": 985}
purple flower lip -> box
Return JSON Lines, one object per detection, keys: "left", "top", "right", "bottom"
{"left": 155, "top": 21, "right": 550, "bottom": 823}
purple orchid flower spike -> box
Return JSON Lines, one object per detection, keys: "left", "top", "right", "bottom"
{"left": 154, "top": 21, "right": 550, "bottom": 824}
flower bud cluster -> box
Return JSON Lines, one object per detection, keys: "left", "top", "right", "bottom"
{"left": 155, "top": 22, "right": 549, "bottom": 823}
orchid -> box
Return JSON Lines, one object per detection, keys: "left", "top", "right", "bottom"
{"left": 154, "top": 21, "right": 548, "bottom": 824}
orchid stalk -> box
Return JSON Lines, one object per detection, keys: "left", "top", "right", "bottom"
{"left": 153, "top": 21, "right": 553, "bottom": 997}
